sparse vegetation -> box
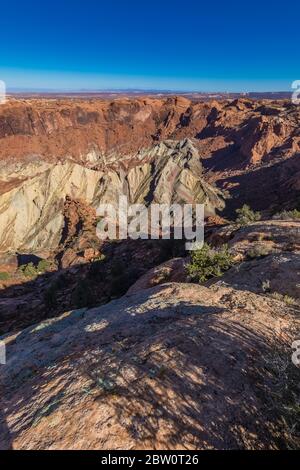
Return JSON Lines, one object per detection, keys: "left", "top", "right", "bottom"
{"left": 37, "top": 259, "right": 52, "bottom": 272}
{"left": 235, "top": 204, "right": 261, "bottom": 226}
{"left": 0, "top": 271, "right": 10, "bottom": 281}
{"left": 247, "top": 245, "right": 271, "bottom": 259}
{"left": 18, "top": 262, "right": 39, "bottom": 278}
{"left": 268, "top": 291, "right": 298, "bottom": 306}
{"left": 283, "top": 295, "right": 297, "bottom": 306}
{"left": 261, "top": 279, "right": 271, "bottom": 293}
{"left": 263, "top": 347, "right": 300, "bottom": 449}
{"left": 269, "top": 291, "right": 282, "bottom": 301}
{"left": 261, "top": 284, "right": 298, "bottom": 306}
{"left": 249, "top": 231, "right": 273, "bottom": 242}
{"left": 187, "top": 243, "right": 233, "bottom": 283}
{"left": 254, "top": 233, "right": 265, "bottom": 242}
{"left": 273, "top": 209, "right": 300, "bottom": 220}
{"left": 92, "top": 254, "right": 106, "bottom": 263}
{"left": 284, "top": 233, "right": 299, "bottom": 252}
{"left": 19, "top": 259, "right": 53, "bottom": 278}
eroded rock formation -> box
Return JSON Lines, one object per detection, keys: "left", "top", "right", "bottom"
{"left": 0, "top": 138, "right": 224, "bottom": 252}
{"left": 0, "top": 97, "right": 299, "bottom": 254}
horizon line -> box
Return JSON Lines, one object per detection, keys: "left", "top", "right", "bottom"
{"left": 6, "top": 87, "right": 292, "bottom": 94}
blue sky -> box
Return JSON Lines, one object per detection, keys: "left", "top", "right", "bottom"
{"left": 0, "top": 0, "right": 299, "bottom": 92}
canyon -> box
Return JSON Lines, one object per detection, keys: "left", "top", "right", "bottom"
{"left": 0, "top": 96, "right": 299, "bottom": 255}
{"left": 0, "top": 96, "right": 299, "bottom": 450}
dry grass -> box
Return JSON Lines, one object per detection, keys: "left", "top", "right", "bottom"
{"left": 263, "top": 346, "right": 300, "bottom": 449}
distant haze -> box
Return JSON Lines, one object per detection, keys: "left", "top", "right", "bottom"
{"left": 0, "top": 0, "right": 299, "bottom": 92}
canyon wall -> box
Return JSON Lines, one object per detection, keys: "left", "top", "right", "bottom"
{"left": 0, "top": 97, "right": 299, "bottom": 253}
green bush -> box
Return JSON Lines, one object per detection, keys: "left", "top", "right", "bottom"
{"left": 273, "top": 209, "right": 300, "bottom": 220}
{"left": 19, "top": 259, "right": 52, "bottom": 278}
{"left": 0, "top": 271, "right": 10, "bottom": 281}
{"left": 235, "top": 204, "right": 261, "bottom": 226}
{"left": 186, "top": 243, "right": 233, "bottom": 283}
{"left": 19, "top": 262, "right": 38, "bottom": 278}
{"left": 37, "top": 259, "right": 52, "bottom": 272}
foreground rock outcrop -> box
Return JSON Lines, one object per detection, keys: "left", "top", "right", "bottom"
{"left": 0, "top": 279, "right": 299, "bottom": 450}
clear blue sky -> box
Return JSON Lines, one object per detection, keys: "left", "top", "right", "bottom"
{"left": 0, "top": 0, "right": 299, "bottom": 92}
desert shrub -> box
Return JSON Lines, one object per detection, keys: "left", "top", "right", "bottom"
{"left": 0, "top": 272, "right": 10, "bottom": 281}
{"left": 268, "top": 291, "right": 298, "bottom": 306}
{"left": 273, "top": 209, "right": 300, "bottom": 220}
{"left": 263, "top": 347, "right": 300, "bottom": 449}
{"left": 37, "top": 259, "right": 52, "bottom": 273}
{"left": 186, "top": 243, "right": 233, "bottom": 283}
{"left": 19, "top": 262, "right": 38, "bottom": 278}
{"left": 269, "top": 291, "right": 282, "bottom": 301}
{"left": 249, "top": 232, "right": 272, "bottom": 242}
{"left": 19, "top": 259, "right": 53, "bottom": 278}
{"left": 247, "top": 245, "right": 271, "bottom": 259}
{"left": 249, "top": 232, "right": 265, "bottom": 242}
{"left": 235, "top": 204, "right": 261, "bottom": 226}
{"left": 93, "top": 254, "right": 106, "bottom": 262}
{"left": 283, "top": 295, "right": 297, "bottom": 306}
{"left": 261, "top": 279, "right": 271, "bottom": 293}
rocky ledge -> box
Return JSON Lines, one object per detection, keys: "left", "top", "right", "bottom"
{"left": 0, "top": 265, "right": 299, "bottom": 449}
